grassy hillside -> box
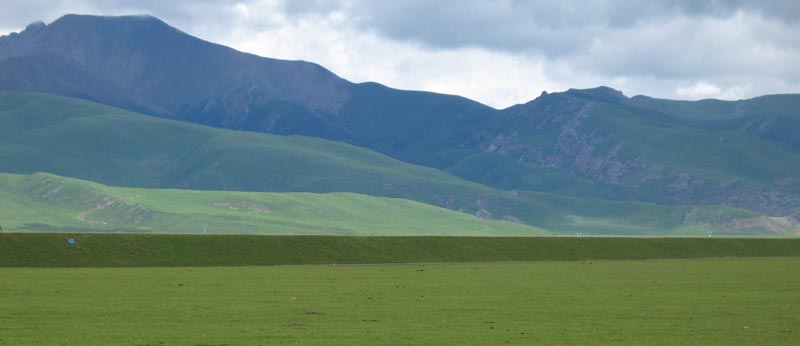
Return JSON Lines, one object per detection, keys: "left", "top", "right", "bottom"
{"left": 632, "top": 93, "right": 800, "bottom": 149}
{"left": 0, "top": 92, "right": 550, "bottom": 229}
{"left": 2, "top": 92, "right": 795, "bottom": 235}
{"left": 0, "top": 91, "right": 481, "bottom": 196}
{"left": 1, "top": 233, "right": 799, "bottom": 267}
{"left": 0, "top": 173, "right": 546, "bottom": 236}
{"left": 439, "top": 89, "right": 800, "bottom": 208}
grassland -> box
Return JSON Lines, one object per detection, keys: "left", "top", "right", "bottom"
{"left": 2, "top": 233, "right": 799, "bottom": 267}
{"left": 1, "top": 258, "right": 798, "bottom": 345}
{"left": 0, "top": 173, "right": 546, "bottom": 236}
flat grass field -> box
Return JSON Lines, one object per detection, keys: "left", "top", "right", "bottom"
{"left": 1, "top": 258, "right": 799, "bottom": 345}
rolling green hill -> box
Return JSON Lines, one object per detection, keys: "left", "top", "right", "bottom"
{"left": 3, "top": 92, "right": 798, "bottom": 235}
{"left": 3, "top": 92, "right": 795, "bottom": 235}
{"left": 0, "top": 92, "right": 527, "bottom": 223}
{"left": 0, "top": 172, "right": 547, "bottom": 236}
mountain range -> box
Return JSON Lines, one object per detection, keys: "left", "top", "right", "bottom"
{"left": 1, "top": 14, "right": 798, "bottom": 236}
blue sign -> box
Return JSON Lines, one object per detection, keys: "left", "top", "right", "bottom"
{"left": 68, "top": 238, "right": 76, "bottom": 245}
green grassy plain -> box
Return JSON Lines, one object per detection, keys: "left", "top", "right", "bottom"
{"left": 1, "top": 258, "right": 798, "bottom": 345}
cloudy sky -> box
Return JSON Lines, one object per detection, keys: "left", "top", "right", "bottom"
{"left": 2, "top": 0, "right": 799, "bottom": 108}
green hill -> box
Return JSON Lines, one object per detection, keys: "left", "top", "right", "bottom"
{"left": 631, "top": 93, "right": 800, "bottom": 149}
{"left": 0, "top": 91, "right": 515, "bottom": 223}
{"left": 0, "top": 172, "right": 547, "bottom": 236}
{"left": 1, "top": 92, "right": 795, "bottom": 236}
{"left": 431, "top": 88, "right": 800, "bottom": 214}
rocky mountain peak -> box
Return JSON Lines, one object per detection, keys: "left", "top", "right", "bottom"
{"left": 0, "top": 20, "right": 46, "bottom": 49}
{"left": 24, "top": 21, "right": 46, "bottom": 33}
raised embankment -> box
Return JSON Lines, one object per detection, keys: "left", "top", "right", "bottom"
{"left": 1, "top": 233, "right": 799, "bottom": 267}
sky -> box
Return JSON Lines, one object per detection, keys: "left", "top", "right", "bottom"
{"left": 1, "top": 0, "right": 799, "bottom": 108}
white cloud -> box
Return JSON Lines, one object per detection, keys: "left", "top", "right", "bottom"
{"left": 676, "top": 81, "right": 722, "bottom": 99}
{"left": 675, "top": 81, "right": 752, "bottom": 100}
{"left": 234, "top": 3, "right": 250, "bottom": 18}
{"left": 215, "top": 8, "right": 560, "bottom": 108}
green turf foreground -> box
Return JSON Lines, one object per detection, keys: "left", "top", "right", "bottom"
{"left": 2, "top": 233, "right": 800, "bottom": 267}
{"left": 0, "top": 258, "right": 798, "bottom": 345}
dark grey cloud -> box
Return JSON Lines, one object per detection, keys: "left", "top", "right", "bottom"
{"left": 328, "top": 0, "right": 799, "bottom": 96}
{"left": 5, "top": 1, "right": 796, "bottom": 60}
{"left": 342, "top": 0, "right": 800, "bottom": 56}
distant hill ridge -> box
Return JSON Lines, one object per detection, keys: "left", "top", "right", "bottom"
{"left": 1, "top": 14, "right": 799, "bottom": 223}
{"left": 2, "top": 92, "right": 793, "bottom": 236}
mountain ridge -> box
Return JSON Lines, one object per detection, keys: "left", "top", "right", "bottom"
{"left": 3, "top": 91, "right": 789, "bottom": 235}
{"left": 1, "top": 14, "right": 799, "bottom": 223}
{"left": 0, "top": 14, "right": 353, "bottom": 132}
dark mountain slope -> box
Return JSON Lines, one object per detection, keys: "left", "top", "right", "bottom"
{"left": 1, "top": 15, "right": 799, "bottom": 219}
{"left": 0, "top": 14, "right": 353, "bottom": 138}
{"left": 0, "top": 15, "right": 498, "bottom": 149}
{"left": 464, "top": 88, "right": 800, "bottom": 215}
{"left": 342, "top": 82, "right": 496, "bottom": 159}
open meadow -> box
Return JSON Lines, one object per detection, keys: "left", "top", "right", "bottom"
{"left": 1, "top": 257, "right": 799, "bottom": 345}
{"left": 2, "top": 6, "right": 800, "bottom": 346}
